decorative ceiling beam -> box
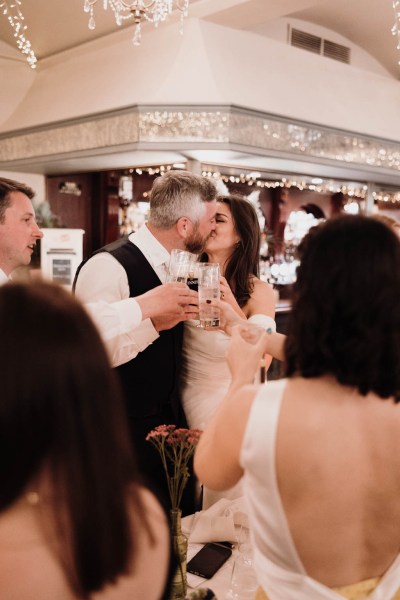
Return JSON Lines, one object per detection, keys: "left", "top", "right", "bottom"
{"left": 0, "top": 104, "right": 399, "bottom": 178}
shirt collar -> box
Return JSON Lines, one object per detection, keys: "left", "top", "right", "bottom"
{"left": 128, "top": 224, "right": 171, "bottom": 269}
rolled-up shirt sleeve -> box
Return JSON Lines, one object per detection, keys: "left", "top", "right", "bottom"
{"left": 75, "top": 252, "right": 159, "bottom": 366}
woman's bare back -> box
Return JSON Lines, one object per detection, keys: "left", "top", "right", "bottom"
{"left": 277, "top": 376, "right": 400, "bottom": 587}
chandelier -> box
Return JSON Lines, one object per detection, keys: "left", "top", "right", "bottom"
{"left": 0, "top": 0, "right": 37, "bottom": 68}
{"left": 84, "top": 0, "right": 190, "bottom": 46}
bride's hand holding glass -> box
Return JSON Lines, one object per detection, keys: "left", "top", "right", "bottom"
{"left": 226, "top": 324, "right": 268, "bottom": 387}
{"left": 219, "top": 276, "right": 246, "bottom": 319}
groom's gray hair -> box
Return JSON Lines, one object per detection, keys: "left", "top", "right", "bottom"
{"left": 148, "top": 170, "right": 217, "bottom": 229}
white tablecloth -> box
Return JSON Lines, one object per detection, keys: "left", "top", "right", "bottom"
{"left": 182, "top": 499, "right": 258, "bottom": 599}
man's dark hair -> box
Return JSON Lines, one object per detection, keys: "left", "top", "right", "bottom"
{"left": 0, "top": 177, "right": 35, "bottom": 222}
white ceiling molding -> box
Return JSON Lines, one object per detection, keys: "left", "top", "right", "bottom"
{"left": 0, "top": 105, "right": 399, "bottom": 184}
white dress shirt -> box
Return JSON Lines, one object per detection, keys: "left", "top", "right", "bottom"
{"left": 75, "top": 225, "right": 171, "bottom": 367}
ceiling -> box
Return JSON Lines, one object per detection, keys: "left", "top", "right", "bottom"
{"left": 0, "top": 0, "right": 398, "bottom": 78}
{"left": 0, "top": 0, "right": 399, "bottom": 186}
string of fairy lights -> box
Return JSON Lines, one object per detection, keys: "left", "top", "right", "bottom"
{"left": 202, "top": 170, "right": 368, "bottom": 199}
{"left": 125, "top": 163, "right": 400, "bottom": 205}
{"left": 393, "top": 0, "right": 400, "bottom": 65}
{"left": 0, "top": 0, "right": 37, "bottom": 68}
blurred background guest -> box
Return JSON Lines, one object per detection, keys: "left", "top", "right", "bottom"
{"left": 299, "top": 202, "right": 326, "bottom": 220}
{"left": 0, "top": 281, "right": 172, "bottom": 600}
{"left": 330, "top": 191, "right": 347, "bottom": 217}
{"left": 195, "top": 215, "right": 400, "bottom": 600}
{"left": 258, "top": 187, "right": 292, "bottom": 259}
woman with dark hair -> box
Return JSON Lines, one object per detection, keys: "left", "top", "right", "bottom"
{"left": 0, "top": 280, "right": 171, "bottom": 599}
{"left": 181, "top": 194, "right": 275, "bottom": 506}
{"left": 195, "top": 215, "right": 400, "bottom": 599}
{"left": 299, "top": 202, "right": 326, "bottom": 220}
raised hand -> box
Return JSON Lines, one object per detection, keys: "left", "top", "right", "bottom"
{"left": 136, "top": 282, "right": 199, "bottom": 331}
{"left": 226, "top": 324, "right": 268, "bottom": 387}
{"left": 219, "top": 276, "right": 246, "bottom": 318}
{"left": 218, "top": 299, "right": 245, "bottom": 335}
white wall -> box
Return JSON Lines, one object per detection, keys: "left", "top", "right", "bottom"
{"left": 0, "top": 42, "right": 36, "bottom": 125}
{"left": 249, "top": 17, "right": 392, "bottom": 77}
{"left": 0, "top": 171, "right": 46, "bottom": 203}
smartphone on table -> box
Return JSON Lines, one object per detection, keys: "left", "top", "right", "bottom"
{"left": 187, "top": 542, "right": 232, "bottom": 579}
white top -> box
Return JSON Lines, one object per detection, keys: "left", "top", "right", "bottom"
{"left": 240, "top": 380, "right": 400, "bottom": 600}
{"left": 75, "top": 225, "right": 170, "bottom": 367}
{"left": 0, "top": 268, "right": 9, "bottom": 286}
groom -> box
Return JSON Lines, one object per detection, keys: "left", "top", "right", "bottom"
{"left": 74, "top": 170, "right": 217, "bottom": 513}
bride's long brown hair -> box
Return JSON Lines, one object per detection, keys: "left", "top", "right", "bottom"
{"left": 201, "top": 194, "right": 261, "bottom": 307}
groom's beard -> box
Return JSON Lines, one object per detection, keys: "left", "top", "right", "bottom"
{"left": 184, "top": 226, "right": 210, "bottom": 254}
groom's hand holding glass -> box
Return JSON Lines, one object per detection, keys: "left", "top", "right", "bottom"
{"left": 166, "top": 249, "right": 199, "bottom": 284}
{"left": 137, "top": 282, "right": 199, "bottom": 332}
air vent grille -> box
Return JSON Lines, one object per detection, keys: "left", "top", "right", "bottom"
{"left": 289, "top": 27, "right": 351, "bottom": 65}
{"left": 323, "top": 39, "right": 350, "bottom": 64}
{"left": 291, "top": 28, "right": 321, "bottom": 54}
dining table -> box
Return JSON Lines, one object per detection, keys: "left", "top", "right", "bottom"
{"left": 182, "top": 498, "right": 259, "bottom": 600}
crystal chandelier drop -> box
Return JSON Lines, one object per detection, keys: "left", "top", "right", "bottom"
{"left": 393, "top": 0, "right": 400, "bottom": 64}
{"left": 84, "top": 0, "right": 190, "bottom": 46}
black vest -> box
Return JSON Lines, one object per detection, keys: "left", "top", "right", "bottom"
{"left": 74, "top": 238, "right": 184, "bottom": 421}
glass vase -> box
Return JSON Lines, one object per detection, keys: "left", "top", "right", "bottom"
{"left": 170, "top": 508, "right": 188, "bottom": 600}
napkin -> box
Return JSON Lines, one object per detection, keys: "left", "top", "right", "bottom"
{"left": 187, "top": 497, "right": 248, "bottom": 544}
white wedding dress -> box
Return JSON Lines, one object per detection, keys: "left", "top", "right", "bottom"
{"left": 181, "top": 321, "right": 231, "bottom": 431}
{"left": 181, "top": 314, "right": 276, "bottom": 508}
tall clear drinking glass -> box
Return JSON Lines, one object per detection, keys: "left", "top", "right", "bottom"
{"left": 186, "top": 257, "right": 204, "bottom": 292}
{"left": 227, "top": 556, "right": 258, "bottom": 600}
{"left": 198, "top": 263, "right": 220, "bottom": 329}
{"left": 166, "top": 249, "right": 198, "bottom": 283}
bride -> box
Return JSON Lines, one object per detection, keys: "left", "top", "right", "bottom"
{"left": 180, "top": 194, "right": 276, "bottom": 507}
